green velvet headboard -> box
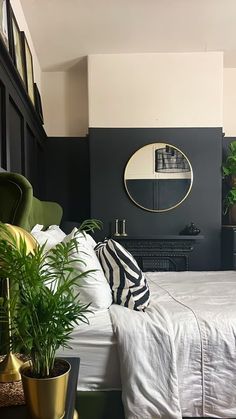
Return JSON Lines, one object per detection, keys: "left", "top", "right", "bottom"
{"left": 0, "top": 172, "right": 63, "bottom": 231}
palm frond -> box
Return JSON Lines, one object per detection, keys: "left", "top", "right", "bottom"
{"left": 0, "top": 219, "right": 100, "bottom": 377}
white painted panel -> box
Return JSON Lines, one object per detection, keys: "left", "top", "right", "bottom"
{"left": 42, "top": 72, "right": 67, "bottom": 137}
{"left": 42, "top": 59, "right": 88, "bottom": 137}
{"left": 88, "top": 52, "right": 223, "bottom": 128}
{"left": 223, "top": 68, "right": 236, "bottom": 137}
{"left": 126, "top": 143, "right": 155, "bottom": 179}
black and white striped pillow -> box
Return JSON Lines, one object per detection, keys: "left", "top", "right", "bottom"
{"left": 95, "top": 239, "right": 150, "bottom": 311}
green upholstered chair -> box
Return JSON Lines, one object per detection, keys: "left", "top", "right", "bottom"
{"left": 0, "top": 172, "right": 62, "bottom": 230}
{"left": 0, "top": 172, "right": 63, "bottom": 355}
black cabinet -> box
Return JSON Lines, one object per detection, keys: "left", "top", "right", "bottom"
{"left": 222, "top": 226, "right": 236, "bottom": 269}
{"left": 115, "top": 235, "right": 204, "bottom": 271}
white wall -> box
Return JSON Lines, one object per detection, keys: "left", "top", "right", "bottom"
{"left": 223, "top": 68, "right": 236, "bottom": 137}
{"left": 9, "top": 2, "right": 89, "bottom": 138}
{"left": 42, "top": 72, "right": 67, "bottom": 137}
{"left": 10, "top": 0, "right": 41, "bottom": 89}
{"left": 5, "top": 7, "right": 234, "bottom": 138}
{"left": 40, "top": 51, "right": 226, "bottom": 137}
{"left": 88, "top": 52, "right": 223, "bottom": 128}
{"left": 42, "top": 58, "right": 88, "bottom": 137}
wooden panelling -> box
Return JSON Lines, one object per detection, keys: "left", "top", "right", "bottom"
{"left": 25, "top": 124, "right": 40, "bottom": 196}
{"left": 25, "top": 124, "right": 35, "bottom": 178}
{"left": 8, "top": 97, "right": 24, "bottom": 173}
{"left": 0, "top": 81, "right": 6, "bottom": 169}
{"left": 0, "top": 38, "right": 46, "bottom": 196}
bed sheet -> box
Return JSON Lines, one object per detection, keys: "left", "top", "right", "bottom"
{"left": 147, "top": 270, "right": 236, "bottom": 417}
{"left": 56, "top": 309, "right": 121, "bottom": 391}
{"left": 110, "top": 270, "right": 236, "bottom": 418}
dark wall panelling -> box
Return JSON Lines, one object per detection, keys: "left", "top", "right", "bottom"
{"left": 0, "top": 81, "right": 6, "bottom": 169}
{"left": 8, "top": 97, "right": 24, "bottom": 173}
{"left": 42, "top": 137, "right": 90, "bottom": 223}
{"left": 0, "top": 40, "right": 46, "bottom": 196}
{"left": 24, "top": 124, "right": 40, "bottom": 196}
{"left": 90, "top": 127, "right": 223, "bottom": 271}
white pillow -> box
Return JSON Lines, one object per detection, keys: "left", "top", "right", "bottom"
{"left": 31, "top": 224, "right": 44, "bottom": 233}
{"left": 67, "top": 228, "right": 97, "bottom": 248}
{"left": 63, "top": 228, "right": 112, "bottom": 310}
{"left": 31, "top": 225, "right": 66, "bottom": 251}
{"left": 85, "top": 233, "right": 97, "bottom": 249}
{"left": 46, "top": 225, "right": 67, "bottom": 240}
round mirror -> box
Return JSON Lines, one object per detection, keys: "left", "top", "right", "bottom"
{"left": 124, "top": 143, "right": 193, "bottom": 212}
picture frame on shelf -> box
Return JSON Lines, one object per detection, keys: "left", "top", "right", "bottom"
{"left": 34, "top": 82, "right": 44, "bottom": 124}
{"left": 10, "top": 8, "right": 26, "bottom": 86}
{"left": 21, "top": 31, "right": 35, "bottom": 105}
{"left": 0, "top": 0, "right": 10, "bottom": 51}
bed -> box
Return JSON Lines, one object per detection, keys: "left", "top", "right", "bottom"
{"left": 58, "top": 270, "right": 236, "bottom": 419}
{"left": 1, "top": 172, "right": 236, "bottom": 419}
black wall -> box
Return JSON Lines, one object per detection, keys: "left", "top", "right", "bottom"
{"left": 41, "top": 137, "right": 90, "bottom": 223}
{"left": 90, "top": 128, "right": 223, "bottom": 270}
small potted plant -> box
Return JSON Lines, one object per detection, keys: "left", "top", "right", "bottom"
{"left": 223, "top": 188, "right": 236, "bottom": 223}
{"left": 223, "top": 140, "right": 236, "bottom": 223}
{"left": 0, "top": 220, "right": 100, "bottom": 419}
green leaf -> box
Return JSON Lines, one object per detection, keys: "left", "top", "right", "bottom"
{"left": 222, "top": 141, "right": 236, "bottom": 177}
{"left": 229, "top": 141, "right": 236, "bottom": 154}
{"left": 0, "top": 219, "right": 100, "bottom": 377}
{"left": 78, "top": 219, "right": 102, "bottom": 234}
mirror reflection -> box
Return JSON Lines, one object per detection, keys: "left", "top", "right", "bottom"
{"left": 124, "top": 143, "right": 193, "bottom": 212}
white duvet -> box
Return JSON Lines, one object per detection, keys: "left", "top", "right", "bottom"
{"left": 110, "top": 270, "right": 236, "bottom": 418}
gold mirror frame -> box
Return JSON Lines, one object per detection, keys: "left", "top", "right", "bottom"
{"left": 124, "top": 142, "right": 193, "bottom": 212}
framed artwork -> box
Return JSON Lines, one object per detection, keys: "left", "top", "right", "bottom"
{"left": 34, "top": 83, "right": 44, "bottom": 124}
{"left": 21, "top": 32, "right": 34, "bottom": 105}
{"left": 0, "top": 0, "right": 10, "bottom": 50}
{"left": 10, "top": 9, "right": 26, "bottom": 85}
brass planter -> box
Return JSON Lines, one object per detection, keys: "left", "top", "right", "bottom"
{"left": 20, "top": 359, "right": 71, "bottom": 419}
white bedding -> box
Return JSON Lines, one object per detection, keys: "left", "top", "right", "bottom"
{"left": 56, "top": 309, "right": 121, "bottom": 391}
{"left": 110, "top": 270, "right": 236, "bottom": 418}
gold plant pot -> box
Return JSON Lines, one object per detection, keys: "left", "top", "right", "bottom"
{"left": 20, "top": 359, "right": 71, "bottom": 419}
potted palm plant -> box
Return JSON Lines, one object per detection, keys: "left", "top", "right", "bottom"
{"left": 223, "top": 140, "right": 236, "bottom": 223}
{"left": 0, "top": 220, "right": 101, "bottom": 419}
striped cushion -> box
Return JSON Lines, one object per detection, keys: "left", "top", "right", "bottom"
{"left": 95, "top": 239, "right": 150, "bottom": 311}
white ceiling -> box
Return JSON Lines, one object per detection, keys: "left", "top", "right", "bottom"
{"left": 20, "top": 0, "right": 236, "bottom": 71}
